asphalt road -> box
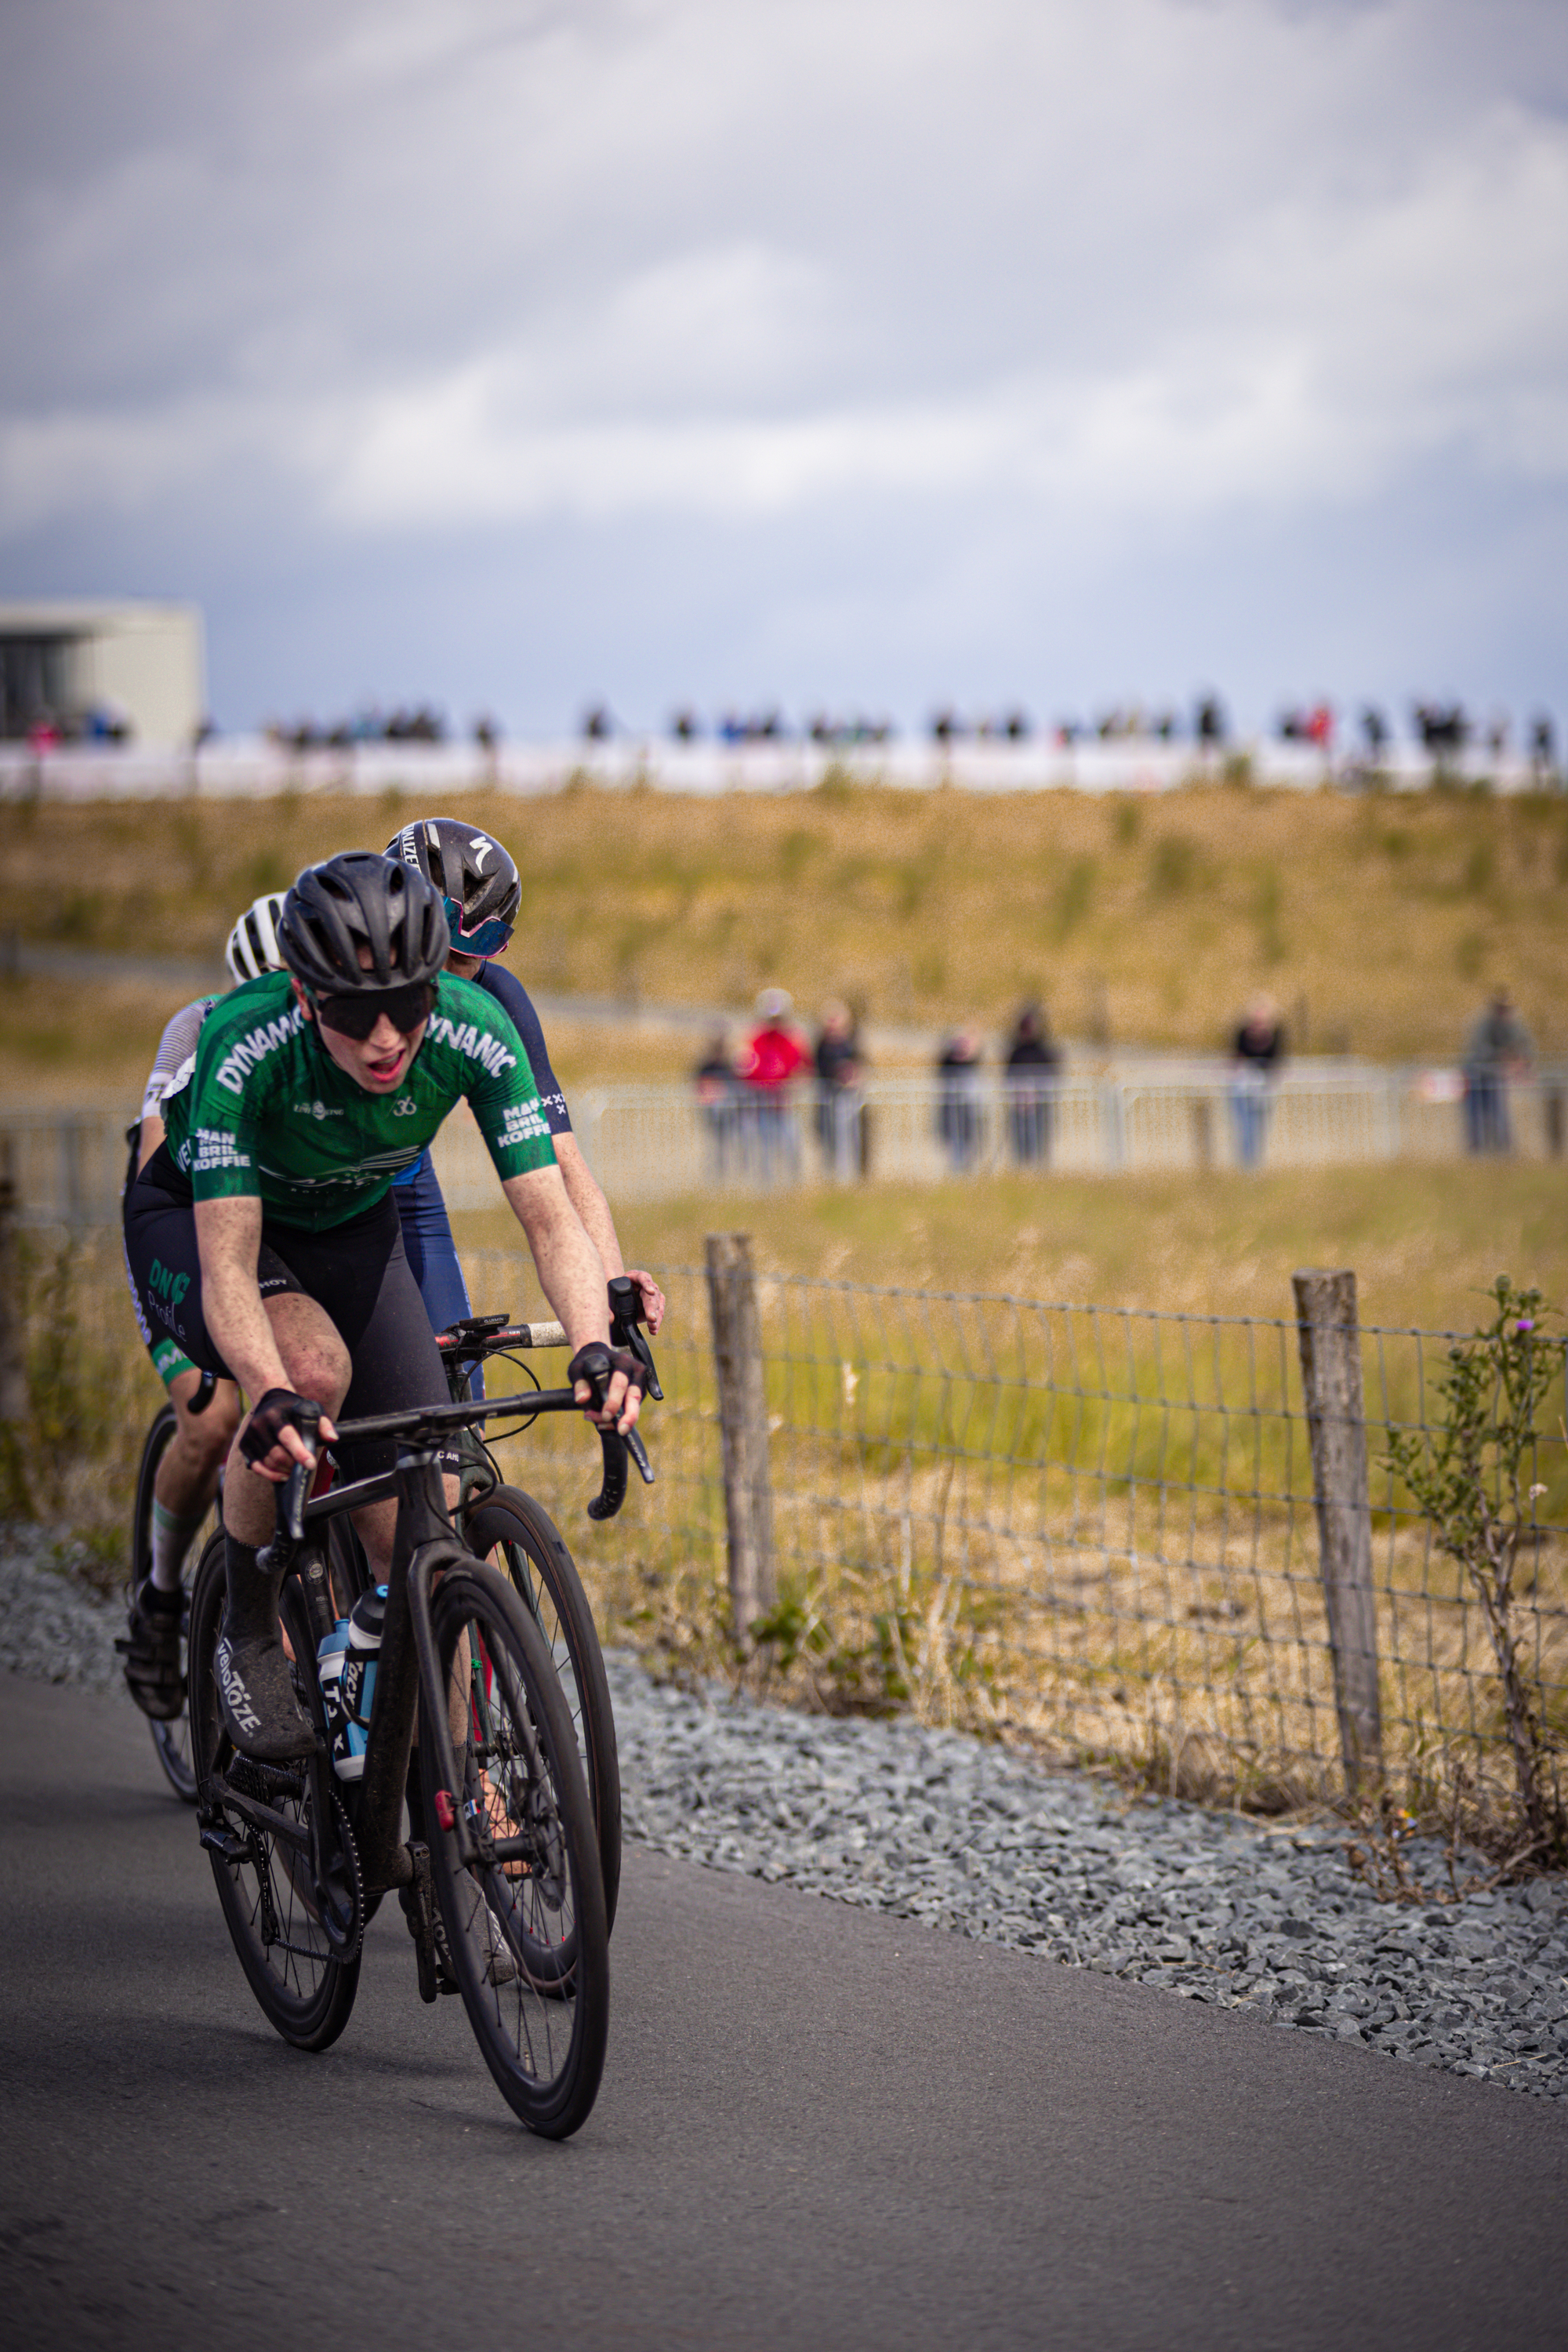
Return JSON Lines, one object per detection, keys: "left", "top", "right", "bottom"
{"left": 2, "top": 1676, "right": 1566, "bottom": 2352}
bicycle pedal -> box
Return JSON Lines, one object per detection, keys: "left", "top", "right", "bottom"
{"left": 199, "top": 1820, "right": 250, "bottom": 1864}
{"left": 399, "top": 1840, "right": 456, "bottom": 2002}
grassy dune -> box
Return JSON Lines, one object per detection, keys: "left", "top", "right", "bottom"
{"left": 5, "top": 776, "right": 1567, "bottom": 1062}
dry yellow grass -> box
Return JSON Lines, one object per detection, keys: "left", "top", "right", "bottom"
{"left": 4, "top": 776, "right": 1566, "bottom": 1062}
{"left": 454, "top": 1159, "right": 1568, "bottom": 1334}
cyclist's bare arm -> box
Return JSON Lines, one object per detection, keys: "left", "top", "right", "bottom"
{"left": 194, "top": 1196, "right": 339, "bottom": 1477}
{"left": 500, "top": 1165, "right": 642, "bottom": 1432}
{"left": 551, "top": 1132, "right": 666, "bottom": 1335}
{"left": 137, "top": 1111, "right": 166, "bottom": 1172}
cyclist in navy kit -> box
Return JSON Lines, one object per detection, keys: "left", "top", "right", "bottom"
{"left": 385, "top": 817, "right": 665, "bottom": 1345}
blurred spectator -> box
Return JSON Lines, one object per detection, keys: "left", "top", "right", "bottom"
{"left": 1195, "top": 694, "right": 1227, "bottom": 749}
{"left": 814, "top": 1001, "right": 865, "bottom": 1181}
{"left": 1414, "top": 702, "right": 1468, "bottom": 771}
{"left": 671, "top": 709, "right": 701, "bottom": 741}
{"left": 1360, "top": 706, "right": 1389, "bottom": 760}
{"left": 1004, "top": 1004, "right": 1060, "bottom": 1166}
{"left": 1530, "top": 713, "right": 1558, "bottom": 786}
{"left": 1231, "top": 993, "right": 1285, "bottom": 1169}
{"left": 582, "top": 704, "right": 614, "bottom": 741}
{"left": 738, "top": 989, "right": 806, "bottom": 1184}
{"left": 1464, "top": 989, "right": 1534, "bottom": 1154}
{"left": 936, "top": 1030, "right": 984, "bottom": 1172}
{"left": 692, "top": 1031, "right": 739, "bottom": 1179}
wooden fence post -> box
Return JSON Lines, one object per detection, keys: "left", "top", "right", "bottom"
{"left": 1292, "top": 1269, "right": 1383, "bottom": 1792}
{"left": 705, "top": 1233, "right": 777, "bottom": 1641}
{"left": 0, "top": 1134, "right": 28, "bottom": 1425}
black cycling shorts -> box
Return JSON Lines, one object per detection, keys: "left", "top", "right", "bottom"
{"left": 122, "top": 1149, "right": 455, "bottom": 1477}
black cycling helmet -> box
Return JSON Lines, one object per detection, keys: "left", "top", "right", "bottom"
{"left": 278, "top": 852, "right": 449, "bottom": 993}
{"left": 385, "top": 816, "right": 521, "bottom": 958}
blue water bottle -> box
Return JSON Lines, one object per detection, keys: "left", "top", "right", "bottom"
{"left": 318, "top": 1584, "right": 387, "bottom": 1781}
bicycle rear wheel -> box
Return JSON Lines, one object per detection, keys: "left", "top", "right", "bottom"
{"left": 422, "top": 1560, "right": 609, "bottom": 2138}
{"left": 187, "top": 1534, "right": 361, "bottom": 2053}
{"left": 132, "top": 1404, "right": 220, "bottom": 1803}
{"left": 463, "top": 1487, "right": 622, "bottom": 1934}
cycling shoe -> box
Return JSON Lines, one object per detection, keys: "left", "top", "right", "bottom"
{"left": 214, "top": 1618, "right": 316, "bottom": 1762}
{"left": 117, "top": 1577, "right": 186, "bottom": 1721}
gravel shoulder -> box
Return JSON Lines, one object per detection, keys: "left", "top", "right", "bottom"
{"left": 8, "top": 1527, "right": 1563, "bottom": 2101}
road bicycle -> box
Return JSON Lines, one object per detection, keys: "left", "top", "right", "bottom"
{"left": 186, "top": 1362, "right": 653, "bottom": 2139}
{"left": 132, "top": 1272, "right": 655, "bottom": 1857}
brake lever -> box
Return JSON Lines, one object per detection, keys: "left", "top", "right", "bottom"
{"left": 608, "top": 1274, "right": 664, "bottom": 1402}
{"left": 625, "top": 1424, "right": 654, "bottom": 1483}
{"left": 261, "top": 1402, "right": 322, "bottom": 1565}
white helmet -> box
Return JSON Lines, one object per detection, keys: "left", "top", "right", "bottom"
{"left": 225, "top": 891, "right": 289, "bottom": 983}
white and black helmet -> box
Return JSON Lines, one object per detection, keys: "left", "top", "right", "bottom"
{"left": 278, "top": 852, "right": 450, "bottom": 995}
{"left": 224, "top": 891, "right": 288, "bottom": 984}
{"left": 386, "top": 816, "right": 521, "bottom": 957}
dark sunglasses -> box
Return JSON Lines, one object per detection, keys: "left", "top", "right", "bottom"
{"left": 312, "top": 981, "right": 433, "bottom": 1040}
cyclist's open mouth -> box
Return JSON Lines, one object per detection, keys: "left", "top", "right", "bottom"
{"left": 365, "top": 1039, "right": 414, "bottom": 1086}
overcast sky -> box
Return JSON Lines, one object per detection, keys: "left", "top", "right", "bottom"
{"left": 2, "top": 0, "right": 1565, "bottom": 739}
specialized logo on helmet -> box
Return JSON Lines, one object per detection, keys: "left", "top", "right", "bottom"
{"left": 469, "top": 835, "right": 494, "bottom": 869}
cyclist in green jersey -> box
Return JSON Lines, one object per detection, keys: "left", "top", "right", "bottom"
{"left": 124, "top": 851, "right": 645, "bottom": 1762}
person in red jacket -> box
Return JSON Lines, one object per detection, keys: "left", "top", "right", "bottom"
{"left": 737, "top": 988, "right": 806, "bottom": 1183}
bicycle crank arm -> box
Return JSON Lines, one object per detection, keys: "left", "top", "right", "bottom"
{"left": 212, "top": 1784, "right": 314, "bottom": 1855}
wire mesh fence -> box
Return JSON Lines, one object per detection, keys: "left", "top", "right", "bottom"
{"left": 462, "top": 1248, "right": 1568, "bottom": 1817}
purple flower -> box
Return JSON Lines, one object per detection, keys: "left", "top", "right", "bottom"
{"left": 1515, "top": 1319, "right": 1535, "bottom": 1333}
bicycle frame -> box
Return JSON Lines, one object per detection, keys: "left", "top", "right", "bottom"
{"left": 253, "top": 1379, "right": 645, "bottom": 1899}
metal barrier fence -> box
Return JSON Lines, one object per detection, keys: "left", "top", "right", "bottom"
{"left": 459, "top": 1249, "right": 1568, "bottom": 1815}
{"left": 0, "top": 1110, "right": 131, "bottom": 1227}
{"left": 433, "top": 1070, "right": 1566, "bottom": 1206}
{"left": 3, "top": 1067, "right": 1563, "bottom": 1225}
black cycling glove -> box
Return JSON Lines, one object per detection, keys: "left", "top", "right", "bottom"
{"left": 567, "top": 1343, "right": 648, "bottom": 1406}
{"left": 240, "top": 1387, "right": 322, "bottom": 1466}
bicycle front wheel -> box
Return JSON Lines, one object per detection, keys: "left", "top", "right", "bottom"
{"left": 132, "top": 1404, "right": 220, "bottom": 1804}
{"left": 463, "top": 1487, "right": 622, "bottom": 1934}
{"left": 423, "top": 1561, "right": 609, "bottom": 2139}
{"left": 187, "top": 1534, "right": 361, "bottom": 2053}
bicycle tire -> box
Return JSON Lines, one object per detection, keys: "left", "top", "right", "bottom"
{"left": 187, "top": 1533, "right": 361, "bottom": 2053}
{"left": 463, "top": 1486, "right": 622, "bottom": 1935}
{"left": 421, "top": 1560, "right": 609, "bottom": 2138}
{"left": 132, "top": 1404, "right": 220, "bottom": 1805}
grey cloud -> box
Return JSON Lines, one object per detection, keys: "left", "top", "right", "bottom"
{"left": 1, "top": 0, "right": 1564, "bottom": 729}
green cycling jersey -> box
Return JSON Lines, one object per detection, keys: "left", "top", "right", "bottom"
{"left": 162, "top": 967, "right": 554, "bottom": 1232}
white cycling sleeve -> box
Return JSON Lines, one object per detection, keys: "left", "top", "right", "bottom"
{"left": 140, "top": 996, "right": 216, "bottom": 1124}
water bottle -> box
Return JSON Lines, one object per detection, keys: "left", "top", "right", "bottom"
{"left": 317, "top": 1584, "right": 387, "bottom": 1782}
{"left": 316, "top": 1617, "right": 353, "bottom": 1775}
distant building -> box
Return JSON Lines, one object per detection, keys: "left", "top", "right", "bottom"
{"left": 0, "top": 601, "right": 205, "bottom": 747}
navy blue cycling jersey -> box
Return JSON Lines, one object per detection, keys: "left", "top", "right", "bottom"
{"left": 390, "top": 961, "right": 569, "bottom": 1197}
{"left": 476, "top": 961, "right": 571, "bottom": 1136}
